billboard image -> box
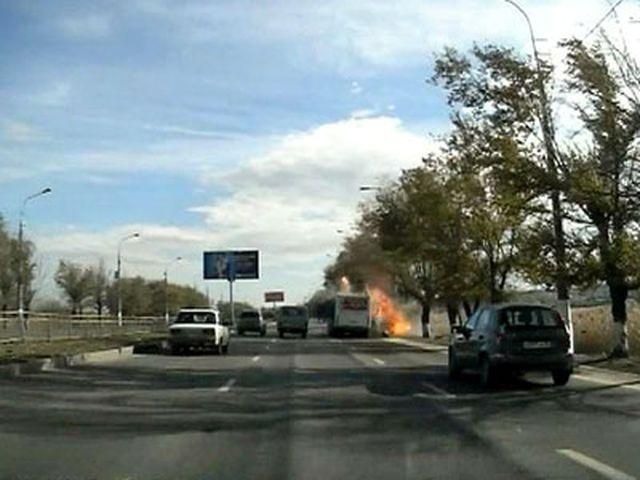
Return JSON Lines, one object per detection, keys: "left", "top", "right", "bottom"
{"left": 264, "top": 291, "right": 284, "bottom": 303}
{"left": 203, "top": 250, "right": 259, "bottom": 280}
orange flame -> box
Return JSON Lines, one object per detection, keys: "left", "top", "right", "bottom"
{"left": 367, "top": 286, "right": 411, "bottom": 336}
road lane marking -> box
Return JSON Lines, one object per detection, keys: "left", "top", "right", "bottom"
{"left": 557, "top": 449, "right": 637, "bottom": 480}
{"left": 252, "top": 355, "right": 261, "bottom": 362}
{"left": 270, "top": 338, "right": 277, "bottom": 343}
{"left": 383, "top": 337, "right": 447, "bottom": 352}
{"left": 420, "top": 381, "right": 456, "bottom": 398}
{"left": 372, "top": 358, "right": 386, "bottom": 366}
{"left": 217, "top": 378, "right": 236, "bottom": 393}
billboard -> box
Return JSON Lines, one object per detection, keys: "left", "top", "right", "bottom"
{"left": 203, "top": 250, "right": 259, "bottom": 280}
{"left": 264, "top": 291, "right": 284, "bottom": 303}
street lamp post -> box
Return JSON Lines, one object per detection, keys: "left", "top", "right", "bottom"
{"left": 504, "top": 0, "right": 572, "bottom": 352}
{"left": 163, "top": 256, "right": 182, "bottom": 324}
{"left": 116, "top": 233, "right": 140, "bottom": 327}
{"left": 17, "top": 187, "right": 52, "bottom": 339}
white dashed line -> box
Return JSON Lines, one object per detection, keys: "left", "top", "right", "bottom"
{"left": 420, "top": 381, "right": 456, "bottom": 398}
{"left": 252, "top": 355, "right": 261, "bottom": 362}
{"left": 270, "top": 338, "right": 277, "bottom": 343}
{"left": 372, "top": 358, "right": 386, "bottom": 366}
{"left": 217, "top": 378, "right": 236, "bottom": 393}
{"left": 557, "top": 449, "right": 637, "bottom": 480}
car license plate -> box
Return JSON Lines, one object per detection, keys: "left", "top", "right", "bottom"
{"left": 523, "top": 341, "right": 551, "bottom": 349}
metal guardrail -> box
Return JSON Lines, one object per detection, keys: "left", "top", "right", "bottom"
{"left": 0, "top": 311, "right": 167, "bottom": 343}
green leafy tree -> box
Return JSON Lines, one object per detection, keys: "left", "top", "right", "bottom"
{"left": 88, "top": 259, "right": 109, "bottom": 316}
{"left": 0, "top": 216, "right": 13, "bottom": 311}
{"left": 560, "top": 38, "right": 640, "bottom": 356}
{"left": 217, "top": 301, "right": 254, "bottom": 325}
{"left": 55, "top": 260, "right": 93, "bottom": 314}
{"left": 432, "top": 44, "right": 570, "bottom": 303}
{"left": 10, "top": 237, "right": 37, "bottom": 311}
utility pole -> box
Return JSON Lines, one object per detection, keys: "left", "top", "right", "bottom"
{"left": 116, "top": 233, "right": 140, "bottom": 326}
{"left": 505, "top": 0, "right": 572, "bottom": 350}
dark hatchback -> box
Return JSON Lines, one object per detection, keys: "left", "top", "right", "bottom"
{"left": 448, "top": 304, "right": 573, "bottom": 387}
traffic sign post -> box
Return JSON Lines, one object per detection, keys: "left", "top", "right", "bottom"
{"left": 203, "top": 250, "right": 259, "bottom": 327}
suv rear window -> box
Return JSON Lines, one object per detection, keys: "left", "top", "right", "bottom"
{"left": 499, "top": 307, "right": 564, "bottom": 329}
{"left": 240, "top": 311, "right": 260, "bottom": 319}
{"left": 280, "top": 307, "right": 307, "bottom": 317}
{"left": 176, "top": 312, "right": 216, "bottom": 323}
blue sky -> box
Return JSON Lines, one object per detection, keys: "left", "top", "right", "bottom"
{"left": 1, "top": 0, "right": 636, "bottom": 306}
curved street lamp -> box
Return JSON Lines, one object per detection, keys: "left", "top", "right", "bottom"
{"left": 116, "top": 232, "right": 140, "bottom": 326}
{"left": 17, "top": 187, "right": 52, "bottom": 338}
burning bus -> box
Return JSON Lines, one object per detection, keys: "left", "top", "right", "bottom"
{"left": 329, "top": 292, "right": 371, "bottom": 338}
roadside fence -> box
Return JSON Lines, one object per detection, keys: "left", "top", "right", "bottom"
{"left": 0, "top": 311, "right": 167, "bottom": 343}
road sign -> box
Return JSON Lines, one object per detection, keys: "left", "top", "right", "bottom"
{"left": 265, "top": 291, "right": 284, "bottom": 303}
{"left": 203, "top": 250, "right": 259, "bottom": 280}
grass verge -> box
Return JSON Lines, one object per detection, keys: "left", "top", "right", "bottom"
{"left": 0, "top": 333, "right": 167, "bottom": 364}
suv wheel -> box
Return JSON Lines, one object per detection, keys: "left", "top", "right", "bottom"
{"left": 260, "top": 328, "right": 266, "bottom": 337}
{"left": 480, "top": 356, "right": 495, "bottom": 388}
{"left": 222, "top": 344, "right": 229, "bottom": 355}
{"left": 448, "top": 348, "right": 461, "bottom": 379}
{"left": 551, "top": 369, "right": 571, "bottom": 386}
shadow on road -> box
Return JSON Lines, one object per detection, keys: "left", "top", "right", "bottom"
{"left": 1, "top": 337, "right": 633, "bottom": 441}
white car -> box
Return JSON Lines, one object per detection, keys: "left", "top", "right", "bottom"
{"left": 168, "top": 308, "right": 231, "bottom": 355}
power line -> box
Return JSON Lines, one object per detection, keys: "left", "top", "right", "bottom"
{"left": 582, "top": 0, "right": 626, "bottom": 41}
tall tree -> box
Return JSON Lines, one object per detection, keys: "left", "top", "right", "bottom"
{"left": 432, "top": 43, "right": 570, "bottom": 305}
{"left": 10, "top": 237, "right": 37, "bottom": 312}
{"left": 55, "top": 260, "right": 93, "bottom": 314}
{"left": 88, "top": 259, "right": 109, "bottom": 316}
{"left": 0, "top": 216, "right": 13, "bottom": 311}
{"left": 561, "top": 38, "right": 640, "bottom": 356}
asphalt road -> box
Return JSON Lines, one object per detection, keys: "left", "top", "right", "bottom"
{"left": 1, "top": 323, "right": 640, "bottom": 480}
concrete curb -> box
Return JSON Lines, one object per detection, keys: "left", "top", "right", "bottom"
{"left": 576, "top": 363, "right": 640, "bottom": 383}
{"left": 0, "top": 345, "right": 134, "bottom": 379}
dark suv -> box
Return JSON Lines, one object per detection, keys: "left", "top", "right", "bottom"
{"left": 237, "top": 309, "right": 266, "bottom": 336}
{"left": 448, "top": 304, "right": 573, "bottom": 387}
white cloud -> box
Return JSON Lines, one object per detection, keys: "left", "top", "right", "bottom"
{"left": 2, "top": 121, "right": 43, "bottom": 143}
{"left": 57, "top": 14, "right": 111, "bottom": 39}
{"left": 142, "top": 124, "right": 236, "bottom": 139}
{"left": 350, "top": 81, "right": 363, "bottom": 94}
{"left": 132, "top": 0, "right": 635, "bottom": 73}
{"left": 350, "top": 108, "right": 376, "bottom": 119}
{"left": 192, "top": 115, "right": 434, "bottom": 279}
{"left": 32, "top": 115, "right": 436, "bottom": 304}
